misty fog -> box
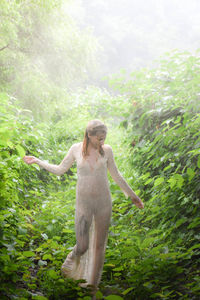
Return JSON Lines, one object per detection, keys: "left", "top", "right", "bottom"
{"left": 1, "top": 0, "right": 200, "bottom": 94}
{"left": 66, "top": 0, "right": 200, "bottom": 76}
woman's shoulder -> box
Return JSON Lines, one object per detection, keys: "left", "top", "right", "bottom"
{"left": 72, "top": 141, "right": 82, "bottom": 147}
{"left": 70, "top": 142, "right": 82, "bottom": 151}
{"left": 67, "top": 142, "right": 82, "bottom": 158}
{"left": 103, "top": 144, "right": 113, "bottom": 155}
{"left": 103, "top": 144, "right": 112, "bottom": 149}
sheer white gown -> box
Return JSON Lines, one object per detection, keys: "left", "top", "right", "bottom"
{"left": 37, "top": 142, "right": 137, "bottom": 288}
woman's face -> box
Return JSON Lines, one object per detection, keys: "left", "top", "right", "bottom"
{"left": 88, "top": 130, "right": 107, "bottom": 148}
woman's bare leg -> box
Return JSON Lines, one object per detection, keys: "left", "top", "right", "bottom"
{"left": 72, "top": 208, "right": 93, "bottom": 257}
{"left": 90, "top": 207, "right": 111, "bottom": 287}
{"left": 61, "top": 208, "right": 93, "bottom": 276}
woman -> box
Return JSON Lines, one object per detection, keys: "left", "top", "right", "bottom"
{"left": 23, "top": 119, "right": 144, "bottom": 294}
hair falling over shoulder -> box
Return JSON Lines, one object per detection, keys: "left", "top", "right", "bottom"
{"left": 82, "top": 130, "right": 90, "bottom": 158}
{"left": 82, "top": 130, "right": 105, "bottom": 158}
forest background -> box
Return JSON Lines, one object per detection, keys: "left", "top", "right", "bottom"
{"left": 0, "top": 0, "right": 200, "bottom": 299}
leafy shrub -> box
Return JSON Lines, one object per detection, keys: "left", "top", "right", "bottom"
{"left": 106, "top": 50, "right": 200, "bottom": 299}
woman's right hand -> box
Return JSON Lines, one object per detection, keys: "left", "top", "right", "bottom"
{"left": 23, "top": 156, "right": 39, "bottom": 165}
{"left": 130, "top": 195, "right": 144, "bottom": 209}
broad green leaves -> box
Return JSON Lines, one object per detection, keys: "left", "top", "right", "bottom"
{"left": 1, "top": 51, "right": 200, "bottom": 299}
{"left": 23, "top": 251, "right": 35, "bottom": 257}
{"left": 106, "top": 50, "right": 200, "bottom": 299}
{"left": 168, "top": 174, "right": 184, "bottom": 189}
{"left": 16, "top": 144, "right": 26, "bottom": 158}
{"left": 154, "top": 177, "right": 164, "bottom": 186}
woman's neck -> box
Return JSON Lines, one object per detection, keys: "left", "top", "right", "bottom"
{"left": 87, "top": 142, "right": 99, "bottom": 152}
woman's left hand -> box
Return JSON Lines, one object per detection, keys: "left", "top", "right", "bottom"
{"left": 131, "top": 196, "right": 144, "bottom": 209}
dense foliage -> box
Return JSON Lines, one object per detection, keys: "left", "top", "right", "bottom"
{"left": 1, "top": 1, "right": 200, "bottom": 298}
{"left": 107, "top": 50, "right": 200, "bottom": 299}
{"left": 0, "top": 89, "right": 129, "bottom": 299}
{"left": 1, "top": 50, "right": 200, "bottom": 299}
{"left": 0, "top": 0, "right": 100, "bottom": 120}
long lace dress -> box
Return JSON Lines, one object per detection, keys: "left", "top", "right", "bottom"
{"left": 37, "top": 142, "right": 137, "bottom": 288}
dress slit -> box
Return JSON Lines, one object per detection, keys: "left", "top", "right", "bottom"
{"left": 75, "top": 215, "right": 96, "bottom": 285}
{"left": 62, "top": 214, "right": 108, "bottom": 287}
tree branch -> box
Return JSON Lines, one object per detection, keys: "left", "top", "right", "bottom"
{"left": 0, "top": 44, "right": 9, "bottom": 51}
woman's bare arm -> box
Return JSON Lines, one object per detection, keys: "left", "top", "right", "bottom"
{"left": 23, "top": 144, "right": 75, "bottom": 176}
{"left": 106, "top": 145, "right": 144, "bottom": 209}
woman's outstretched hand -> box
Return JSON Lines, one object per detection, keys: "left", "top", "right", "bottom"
{"left": 131, "top": 195, "right": 144, "bottom": 209}
{"left": 23, "top": 156, "right": 39, "bottom": 165}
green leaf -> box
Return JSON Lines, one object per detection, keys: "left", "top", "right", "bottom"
{"left": 169, "top": 174, "right": 184, "bottom": 189}
{"left": 187, "top": 217, "right": 200, "bottom": 229}
{"left": 7, "top": 141, "right": 14, "bottom": 148}
{"left": 36, "top": 247, "right": 43, "bottom": 252}
{"left": 16, "top": 144, "right": 26, "bottom": 158}
{"left": 47, "top": 269, "right": 58, "bottom": 279}
{"left": 150, "top": 293, "right": 165, "bottom": 298}
{"left": 141, "top": 172, "right": 150, "bottom": 180}
{"left": 43, "top": 254, "right": 53, "bottom": 260}
{"left": 28, "top": 283, "right": 37, "bottom": 289}
{"left": 144, "top": 178, "right": 153, "bottom": 185}
{"left": 143, "top": 282, "right": 154, "bottom": 289}
{"left": 197, "top": 156, "right": 200, "bottom": 168}
{"left": 175, "top": 217, "right": 187, "bottom": 228}
{"left": 114, "top": 272, "right": 121, "bottom": 276}
{"left": 105, "top": 295, "right": 124, "bottom": 300}
{"left": 141, "top": 237, "right": 155, "bottom": 247}
{"left": 154, "top": 177, "right": 164, "bottom": 186}
{"left": 187, "top": 243, "right": 200, "bottom": 252}
{"left": 168, "top": 177, "right": 177, "bottom": 189}
{"left": 175, "top": 174, "right": 184, "bottom": 188}
{"left": 95, "top": 290, "right": 104, "bottom": 299}
{"left": 113, "top": 266, "right": 123, "bottom": 271}
{"left": 188, "top": 148, "right": 200, "bottom": 156}
{"left": 32, "top": 164, "right": 40, "bottom": 170}
{"left": 23, "top": 251, "right": 35, "bottom": 257}
{"left": 187, "top": 168, "right": 195, "bottom": 180}
{"left": 122, "top": 287, "right": 134, "bottom": 295}
{"left": 32, "top": 296, "right": 48, "bottom": 300}
{"left": 104, "top": 264, "right": 115, "bottom": 268}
